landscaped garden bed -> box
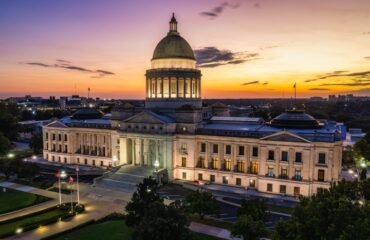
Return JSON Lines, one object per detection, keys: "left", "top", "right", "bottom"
{"left": 0, "top": 188, "right": 50, "bottom": 214}
{"left": 0, "top": 203, "right": 84, "bottom": 238}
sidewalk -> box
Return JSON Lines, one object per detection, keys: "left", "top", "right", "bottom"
{"left": 0, "top": 181, "right": 124, "bottom": 240}
{"left": 190, "top": 222, "right": 241, "bottom": 240}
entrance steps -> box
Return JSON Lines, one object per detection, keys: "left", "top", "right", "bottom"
{"left": 94, "top": 165, "right": 158, "bottom": 192}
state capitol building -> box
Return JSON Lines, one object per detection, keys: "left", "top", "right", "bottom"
{"left": 43, "top": 14, "right": 344, "bottom": 197}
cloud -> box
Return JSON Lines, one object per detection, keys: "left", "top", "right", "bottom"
{"left": 241, "top": 81, "right": 259, "bottom": 86}
{"left": 309, "top": 88, "right": 331, "bottom": 91}
{"left": 241, "top": 80, "right": 269, "bottom": 86}
{"left": 304, "top": 70, "right": 348, "bottom": 82}
{"left": 363, "top": 32, "right": 370, "bottom": 35}
{"left": 320, "top": 81, "right": 370, "bottom": 87}
{"left": 200, "top": 1, "right": 242, "bottom": 19}
{"left": 26, "top": 62, "right": 51, "bottom": 68}
{"left": 194, "top": 47, "right": 259, "bottom": 68}
{"left": 25, "top": 60, "right": 115, "bottom": 78}
{"left": 364, "top": 56, "right": 370, "bottom": 60}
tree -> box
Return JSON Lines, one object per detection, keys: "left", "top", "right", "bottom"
{"left": 0, "top": 102, "right": 20, "bottom": 140}
{"left": 185, "top": 189, "right": 219, "bottom": 220}
{"left": 237, "top": 199, "right": 267, "bottom": 221}
{"left": 126, "top": 178, "right": 191, "bottom": 240}
{"left": 354, "top": 132, "right": 370, "bottom": 163}
{"left": 29, "top": 133, "right": 43, "bottom": 154}
{"left": 134, "top": 200, "right": 191, "bottom": 240}
{"left": 17, "top": 163, "right": 40, "bottom": 180}
{"left": 231, "top": 215, "right": 266, "bottom": 240}
{"left": 0, "top": 156, "right": 19, "bottom": 179}
{"left": 125, "top": 177, "right": 161, "bottom": 227}
{"left": 273, "top": 180, "right": 370, "bottom": 240}
{"left": 0, "top": 133, "right": 12, "bottom": 156}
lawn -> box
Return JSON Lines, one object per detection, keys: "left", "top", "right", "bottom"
{"left": 0, "top": 188, "right": 50, "bottom": 214}
{"left": 0, "top": 207, "right": 69, "bottom": 238}
{"left": 52, "top": 219, "right": 223, "bottom": 240}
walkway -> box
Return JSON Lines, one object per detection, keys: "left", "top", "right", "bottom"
{"left": 0, "top": 181, "right": 129, "bottom": 240}
{"left": 189, "top": 222, "right": 241, "bottom": 240}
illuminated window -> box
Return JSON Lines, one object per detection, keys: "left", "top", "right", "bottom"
{"left": 224, "top": 159, "right": 231, "bottom": 171}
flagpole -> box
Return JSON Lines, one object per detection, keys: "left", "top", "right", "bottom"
{"left": 76, "top": 165, "right": 80, "bottom": 205}
{"left": 58, "top": 174, "right": 61, "bottom": 206}
{"left": 70, "top": 179, "right": 74, "bottom": 213}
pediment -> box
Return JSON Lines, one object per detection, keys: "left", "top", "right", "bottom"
{"left": 45, "top": 121, "right": 68, "bottom": 128}
{"left": 124, "top": 111, "right": 172, "bottom": 124}
{"left": 261, "top": 131, "right": 310, "bottom": 143}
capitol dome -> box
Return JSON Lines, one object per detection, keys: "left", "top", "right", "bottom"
{"left": 150, "top": 13, "right": 196, "bottom": 69}
{"left": 152, "top": 34, "right": 195, "bottom": 60}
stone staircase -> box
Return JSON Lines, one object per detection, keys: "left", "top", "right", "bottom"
{"left": 94, "top": 165, "right": 158, "bottom": 192}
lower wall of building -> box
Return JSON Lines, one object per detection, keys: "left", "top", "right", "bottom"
{"left": 174, "top": 167, "right": 331, "bottom": 196}
{"left": 43, "top": 151, "right": 114, "bottom": 168}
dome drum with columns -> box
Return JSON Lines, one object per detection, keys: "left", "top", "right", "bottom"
{"left": 145, "top": 14, "right": 202, "bottom": 110}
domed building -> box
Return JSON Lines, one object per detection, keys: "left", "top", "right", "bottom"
{"left": 42, "top": 14, "right": 345, "bottom": 197}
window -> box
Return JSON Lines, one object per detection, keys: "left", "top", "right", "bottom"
{"left": 100, "top": 161, "right": 104, "bottom": 167}
{"left": 238, "top": 146, "right": 245, "bottom": 156}
{"left": 58, "top": 134, "right": 62, "bottom": 141}
{"left": 212, "top": 158, "right": 218, "bottom": 169}
{"left": 224, "top": 159, "right": 231, "bottom": 171}
{"left": 318, "top": 169, "right": 325, "bottom": 181}
{"left": 222, "top": 176, "right": 228, "bottom": 184}
{"left": 295, "top": 152, "right": 302, "bottom": 163}
{"left": 249, "top": 179, "right": 256, "bottom": 188}
{"left": 318, "top": 153, "right": 326, "bottom": 164}
{"left": 252, "top": 147, "right": 258, "bottom": 157}
{"left": 281, "top": 151, "right": 288, "bottom": 161}
{"left": 280, "top": 168, "right": 288, "bottom": 178}
{"left": 84, "top": 159, "right": 88, "bottom": 165}
{"left": 280, "top": 185, "right": 286, "bottom": 194}
{"left": 213, "top": 144, "right": 218, "bottom": 154}
{"left": 77, "top": 158, "right": 80, "bottom": 164}
{"left": 64, "top": 157, "right": 67, "bottom": 163}
{"left": 268, "top": 150, "right": 275, "bottom": 160}
{"left": 117, "top": 139, "right": 120, "bottom": 144}
{"left": 200, "top": 143, "right": 206, "bottom": 153}
{"left": 52, "top": 134, "right": 55, "bottom": 140}
{"left": 181, "top": 157, "right": 187, "bottom": 167}
{"left": 199, "top": 157, "right": 207, "bottom": 168}
{"left": 92, "top": 160, "right": 95, "bottom": 166}
{"left": 294, "top": 169, "right": 302, "bottom": 180}
{"left": 237, "top": 160, "right": 245, "bottom": 172}
{"left": 236, "top": 178, "right": 241, "bottom": 186}
{"left": 64, "top": 145, "right": 68, "bottom": 153}
{"left": 267, "top": 167, "right": 275, "bottom": 177}
{"left": 225, "top": 145, "right": 231, "bottom": 155}
{"left": 250, "top": 162, "right": 258, "bottom": 174}
{"left": 182, "top": 172, "right": 186, "bottom": 179}
{"left": 210, "top": 175, "right": 215, "bottom": 182}
{"left": 64, "top": 134, "right": 68, "bottom": 141}
{"left": 294, "top": 187, "right": 300, "bottom": 196}
{"left": 198, "top": 173, "right": 203, "bottom": 181}
{"left": 267, "top": 183, "right": 273, "bottom": 192}
{"left": 46, "top": 133, "right": 48, "bottom": 140}
{"left": 181, "top": 143, "right": 187, "bottom": 150}
{"left": 58, "top": 157, "right": 61, "bottom": 162}
{"left": 52, "top": 156, "right": 55, "bottom": 162}
{"left": 46, "top": 143, "right": 48, "bottom": 150}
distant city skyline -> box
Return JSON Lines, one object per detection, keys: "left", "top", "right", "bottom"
{"left": 1, "top": 0, "right": 370, "bottom": 99}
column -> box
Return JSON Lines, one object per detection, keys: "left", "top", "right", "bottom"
{"left": 143, "top": 139, "right": 149, "bottom": 166}
{"left": 120, "top": 137, "right": 127, "bottom": 165}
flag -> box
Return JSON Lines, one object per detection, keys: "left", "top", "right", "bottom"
{"left": 55, "top": 172, "right": 60, "bottom": 178}
{"left": 69, "top": 177, "right": 74, "bottom": 183}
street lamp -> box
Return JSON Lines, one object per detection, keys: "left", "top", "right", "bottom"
{"left": 348, "top": 169, "right": 354, "bottom": 174}
{"left": 153, "top": 160, "right": 160, "bottom": 183}
{"left": 7, "top": 153, "right": 15, "bottom": 158}
{"left": 360, "top": 162, "right": 366, "bottom": 168}
{"left": 58, "top": 170, "right": 67, "bottom": 206}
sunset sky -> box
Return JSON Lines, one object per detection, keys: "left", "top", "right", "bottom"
{"left": 1, "top": 0, "right": 370, "bottom": 99}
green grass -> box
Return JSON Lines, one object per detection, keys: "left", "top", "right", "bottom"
{"left": 0, "top": 207, "right": 69, "bottom": 238}
{"left": 0, "top": 188, "right": 50, "bottom": 214}
{"left": 51, "top": 219, "right": 222, "bottom": 240}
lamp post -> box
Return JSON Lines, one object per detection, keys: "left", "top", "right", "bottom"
{"left": 58, "top": 170, "right": 67, "bottom": 206}
{"left": 154, "top": 159, "right": 160, "bottom": 183}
